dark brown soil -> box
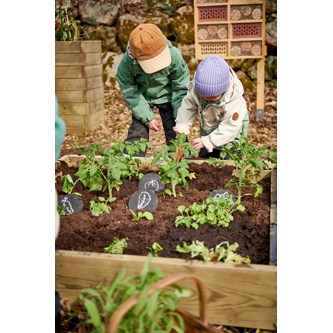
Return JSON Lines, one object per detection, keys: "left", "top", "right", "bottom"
{"left": 55, "top": 159, "right": 272, "bottom": 265}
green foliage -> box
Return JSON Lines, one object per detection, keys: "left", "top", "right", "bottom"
{"left": 90, "top": 197, "right": 112, "bottom": 217}
{"left": 175, "top": 195, "right": 245, "bottom": 229}
{"left": 176, "top": 240, "right": 251, "bottom": 264}
{"left": 61, "top": 140, "right": 150, "bottom": 204}
{"left": 103, "top": 237, "right": 129, "bottom": 254}
{"left": 55, "top": 7, "right": 81, "bottom": 41}
{"left": 61, "top": 174, "right": 80, "bottom": 194}
{"left": 146, "top": 242, "right": 163, "bottom": 256}
{"left": 72, "top": 255, "right": 187, "bottom": 332}
{"left": 130, "top": 210, "right": 154, "bottom": 222}
{"left": 208, "top": 132, "right": 277, "bottom": 204}
{"left": 152, "top": 133, "right": 198, "bottom": 197}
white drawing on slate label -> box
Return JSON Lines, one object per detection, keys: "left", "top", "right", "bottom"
{"left": 144, "top": 179, "right": 159, "bottom": 191}
{"left": 61, "top": 196, "right": 74, "bottom": 214}
{"left": 212, "top": 192, "right": 230, "bottom": 204}
{"left": 137, "top": 191, "right": 152, "bottom": 209}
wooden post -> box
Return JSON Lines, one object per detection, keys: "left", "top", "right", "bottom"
{"left": 256, "top": 56, "right": 265, "bottom": 120}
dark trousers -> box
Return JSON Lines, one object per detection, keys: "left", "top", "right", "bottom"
{"left": 125, "top": 103, "right": 176, "bottom": 157}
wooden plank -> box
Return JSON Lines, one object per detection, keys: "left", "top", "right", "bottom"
{"left": 55, "top": 41, "right": 81, "bottom": 54}
{"left": 86, "top": 109, "right": 106, "bottom": 126}
{"left": 55, "top": 53, "right": 101, "bottom": 66}
{"left": 59, "top": 102, "right": 89, "bottom": 115}
{"left": 80, "top": 40, "right": 102, "bottom": 53}
{"left": 58, "top": 99, "right": 104, "bottom": 116}
{"left": 56, "top": 251, "right": 276, "bottom": 330}
{"left": 55, "top": 77, "right": 103, "bottom": 91}
{"left": 256, "top": 56, "right": 265, "bottom": 112}
{"left": 86, "top": 76, "right": 103, "bottom": 90}
{"left": 86, "top": 87, "right": 104, "bottom": 102}
{"left": 88, "top": 98, "right": 105, "bottom": 114}
{"left": 60, "top": 114, "right": 85, "bottom": 127}
{"left": 55, "top": 66, "right": 83, "bottom": 79}
{"left": 55, "top": 41, "right": 102, "bottom": 54}
{"left": 56, "top": 78, "right": 87, "bottom": 91}
{"left": 55, "top": 64, "right": 103, "bottom": 79}
{"left": 56, "top": 91, "right": 85, "bottom": 103}
{"left": 84, "top": 64, "right": 103, "bottom": 78}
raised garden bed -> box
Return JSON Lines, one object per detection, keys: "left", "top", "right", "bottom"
{"left": 55, "top": 152, "right": 277, "bottom": 330}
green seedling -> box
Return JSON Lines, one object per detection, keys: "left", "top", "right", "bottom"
{"left": 90, "top": 197, "right": 112, "bottom": 217}
{"left": 61, "top": 174, "right": 80, "bottom": 194}
{"left": 69, "top": 139, "right": 150, "bottom": 203}
{"left": 175, "top": 195, "right": 245, "bottom": 229}
{"left": 152, "top": 133, "right": 198, "bottom": 197}
{"left": 130, "top": 210, "right": 154, "bottom": 222}
{"left": 70, "top": 255, "right": 187, "bottom": 333}
{"left": 103, "top": 237, "right": 129, "bottom": 254}
{"left": 147, "top": 242, "right": 163, "bottom": 256}
{"left": 176, "top": 240, "right": 251, "bottom": 264}
{"left": 207, "top": 131, "right": 277, "bottom": 204}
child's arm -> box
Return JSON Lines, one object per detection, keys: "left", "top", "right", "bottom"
{"left": 116, "top": 55, "right": 154, "bottom": 125}
{"left": 201, "top": 97, "right": 248, "bottom": 152}
{"left": 173, "top": 83, "right": 198, "bottom": 134}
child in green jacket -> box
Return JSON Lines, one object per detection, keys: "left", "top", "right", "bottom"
{"left": 116, "top": 23, "right": 190, "bottom": 156}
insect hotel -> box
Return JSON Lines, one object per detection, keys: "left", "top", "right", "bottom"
{"left": 194, "top": 0, "right": 266, "bottom": 119}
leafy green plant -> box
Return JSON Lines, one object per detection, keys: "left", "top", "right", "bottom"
{"left": 176, "top": 240, "right": 251, "bottom": 264}
{"left": 175, "top": 195, "right": 245, "bottom": 229}
{"left": 147, "top": 242, "right": 163, "bottom": 256}
{"left": 61, "top": 174, "right": 80, "bottom": 194}
{"left": 65, "top": 139, "right": 150, "bottom": 203}
{"left": 207, "top": 132, "right": 277, "bottom": 204}
{"left": 55, "top": 6, "right": 81, "bottom": 41}
{"left": 130, "top": 210, "right": 154, "bottom": 222}
{"left": 67, "top": 255, "right": 188, "bottom": 333}
{"left": 103, "top": 237, "right": 129, "bottom": 254}
{"left": 152, "top": 133, "right": 198, "bottom": 197}
{"left": 90, "top": 197, "right": 112, "bottom": 217}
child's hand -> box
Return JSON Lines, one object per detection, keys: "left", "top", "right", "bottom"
{"left": 192, "top": 138, "right": 205, "bottom": 150}
{"left": 148, "top": 119, "right": 161, "bottom": 132}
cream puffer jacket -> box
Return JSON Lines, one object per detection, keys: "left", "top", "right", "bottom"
{"left": 174, "top": 67, "right": 249, "bottom": 152}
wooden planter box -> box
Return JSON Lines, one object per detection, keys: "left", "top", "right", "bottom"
{"left": 55, "top": 159, "right": 277, "bottom": 330}
{"left": 55, "top": 41, "right": 105, "bottom": 134}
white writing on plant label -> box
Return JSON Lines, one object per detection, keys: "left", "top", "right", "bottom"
{"left": 144, "top": 179, "right": 159, "bottom": 191}
{"left": 137, "top": 191, "right": 152, "bottom": 209}
{"left": 61, "top": 196, "right": 74, "bottom": 214}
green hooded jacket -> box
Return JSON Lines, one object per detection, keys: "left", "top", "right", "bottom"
{"left": 116, "top": 41, "right": 190, "bottom": 125}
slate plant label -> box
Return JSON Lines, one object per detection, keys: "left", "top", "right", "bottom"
{"left": 58, "top": 194, "right": 83, "bottom": 214}
{"left": 128, "top": 190, "right": 158, "bottom": 211}
{"left": 138, "top": 173, "right": 165, "bottom": 192}
{"left": 208, "top": 189, "right": 236, "bottom": 204}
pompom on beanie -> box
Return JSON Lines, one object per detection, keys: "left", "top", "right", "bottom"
{"left": 194, "top": 55, "right": 230, "bottom": 97}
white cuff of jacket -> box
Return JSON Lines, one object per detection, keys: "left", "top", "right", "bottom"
{"left": 173, "top": 124, "right": 190, "bottom": 135}
{"left": 201, "top": 135, "right": 214, "bottom": 152}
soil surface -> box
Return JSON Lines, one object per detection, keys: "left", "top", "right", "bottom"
{"left": 55, "top": 160, "right": 272, "bottom": 264}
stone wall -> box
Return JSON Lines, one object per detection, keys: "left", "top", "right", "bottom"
{"left": 55, "top": 0, "right": 277, "bottom": 90}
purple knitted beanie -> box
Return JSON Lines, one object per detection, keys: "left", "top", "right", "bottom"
{"left": 194, "top": 55, "right": 230, "bottom": 97}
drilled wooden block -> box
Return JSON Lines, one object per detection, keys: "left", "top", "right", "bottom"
{"left": 198, "top": 6, "right": 227, "bottom": 21}
{"left": 232, "top": 23, "right": 262, "bottom": 39}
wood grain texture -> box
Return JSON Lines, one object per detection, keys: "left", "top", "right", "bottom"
{"left": 56, "top": 251, "right": 276, "bottom": 329}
